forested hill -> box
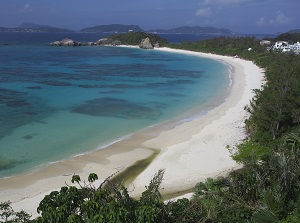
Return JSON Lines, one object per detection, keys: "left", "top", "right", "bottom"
{"left": 273, "top": 32, "right": 300, "bottom": 43}
{"left": 0, "top": 23, "right": 74, "bottom": 33}
{"left": 148, "top": 26, "right": 234, "bottom": 34}
{"left": 106, "top": 32, "right": 168, "bottom": 45}
{"left": 80, "top": 24, "right": 143, "bottom": 33}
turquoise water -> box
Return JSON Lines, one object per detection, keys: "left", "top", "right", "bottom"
{"left": 0, "top": 43, "right": 229, "bottom": 178}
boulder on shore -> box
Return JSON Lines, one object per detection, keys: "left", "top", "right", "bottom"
{"left": 95, "top": 38, "right": 121, "bottom": 46}
{"left": 50, "top": 38, "right": 81, "bottom": 46}
{"left": 139, "top": 37, "right": 154, "bottom": 49}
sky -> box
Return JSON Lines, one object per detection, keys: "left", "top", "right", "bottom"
{"left": 0, "top": 0, "right": 299, "bottom": 34}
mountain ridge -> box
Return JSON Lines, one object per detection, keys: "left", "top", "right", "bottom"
{"left": 0, "top": 22, "right": 74, "bottom": 33}
{"left": 80, "top": 24, "right": 144, "bottom": 33}
{"left": 148, "top": 26, "right": 234, "bottom": 34}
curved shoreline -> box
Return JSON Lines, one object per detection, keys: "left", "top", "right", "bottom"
{"left": 129, "top": 47, "right": 264, "bottom": 196}
{"left": 0, "top": 48, "right": 264, "bottom": 217}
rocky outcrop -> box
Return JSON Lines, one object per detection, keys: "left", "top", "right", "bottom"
{"left": 50, "top": 38, "right": 81, "bottom": 46}
{"left": 95, "top": 38, "right": 109, "bottom": 45}
{"left": 50, "top": 38, "right": 122, "bottom": 47}
{"left": 139, "top": 37, "right": 154, "bottom": 49}
{"left": 49, "top": 33, "right": 163, "bottom": 49}
{"left": 95, "top": 38, "right": 121, "bottom": 46}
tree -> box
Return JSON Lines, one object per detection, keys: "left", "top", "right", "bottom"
{"left": 36, "top": 170, "right": 174, "bottom": 223}
{"left": 0, "top": 201, "right": 31, "bottom": 223}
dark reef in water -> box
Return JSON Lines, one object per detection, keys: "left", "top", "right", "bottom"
{"left": 22, "top": 133, "right": 38, "bottom": 140}
{"left": 0, "top": 88, "right": 29, "bottom": 108}
{"left": 38, "top": 80, "right": 72, "bottom": 86}
{"left": 27, "top": 86, "right": 42, "bottom": 89}
{"left": 71, "top": 97, "right": 163, "bottom": 120}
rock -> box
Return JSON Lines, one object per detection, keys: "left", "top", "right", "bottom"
{"left": 95, "top": 38, "right": 121, "bottom": 46}
{"left": 50, "top": 38, "right": 81, "bottom": 46}
{"left": 139, "top": 37, "right": 154, "bottom": 49}
{"left": 111, "top": 40, "right": 121, "bottom": 46}
{"left": 50, "top": 41, "right": 61, "bottom": 46}
{"left": 95, "top": 38, "right": 109, "bottom": 45}
{"left": 61, "top": 38, "right": 80, "bottom": 46}
{"left": 87, "top": 42, "right": 95, "bottom": 46}
{"left": 153, "top": 43, "right": 160, "bottom": 48}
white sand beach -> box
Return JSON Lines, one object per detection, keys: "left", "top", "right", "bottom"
{"left": 0, "top": 48, "right": 264, "bottom": 218}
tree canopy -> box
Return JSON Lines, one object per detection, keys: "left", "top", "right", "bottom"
{"left": 107, "top": 32, "right": 168, "bottom": 46}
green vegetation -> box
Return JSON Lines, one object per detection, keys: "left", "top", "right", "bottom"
{"left": 107, "top": 32, "right": 168, "bottom": 46}
{"left": 1, "top": 33, "right": 300, "bottom": 222}
{"left": 80, "top": 24, "right": 143, "bottom": 33}
{"left": 0, "top": 201, "right": 31, "bottom": 223}
{"left": 168, "top": 36, "right": 266, "bottom": 59}
{"left": 273, "top": 32, "right": 300, "bottom": 44}
{"left": 33, "top": 170, "right": 185, "bottom": 222}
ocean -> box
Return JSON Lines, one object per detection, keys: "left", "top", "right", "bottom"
{"left": 0, "top": 32, "right": 230, "bottom": 178}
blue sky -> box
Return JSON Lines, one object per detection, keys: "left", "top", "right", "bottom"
{"left": 0, "top": 0, "right": 299, "bottom": 34}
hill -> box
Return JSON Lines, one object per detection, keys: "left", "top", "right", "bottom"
{"left": 287, "top": 29, "right": 300, "bottom": 33}
{"left": 80, "top": 24, "right": 143, "bottom": 33}
{"left": 273, "top": 32, "right": 300, "bottom": 43}
{"left": 106, "top": 31, "right": 168, "bottom": 46}
{"left": 148, "top": 26, "right": 234, "bottom": 34}
{"left": 0, "top": 23, "right": 74, "bottom": 33}
{"left": 18, "top": 22, "right": 52, "bottom": 29}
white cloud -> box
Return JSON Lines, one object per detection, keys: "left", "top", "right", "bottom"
{"left": 256, "top": 17, "right": 266, "bottom": 26}
{"left": 196, "top": 0, "right": 257, "bottom": 18}
{"left": 195, "top": 7, "right": 212, "bottom": 17}
{"left": 20, "top": 3, "right": 32, "bottom": 13}
{"left": 200, "top": 0, "right": 256, "bottom": 5}
{"left": 273, "top": 11, "right": 291, "bottom": 24}
{"left": 257, "top": 11, "right": 292, "bottom": 26}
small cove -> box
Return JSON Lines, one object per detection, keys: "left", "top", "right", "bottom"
{"left": 0, "top": 34, "right": 230, "bottom": 178}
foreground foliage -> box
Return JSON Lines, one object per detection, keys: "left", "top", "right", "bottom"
{"left": 2, "top": 136, "right": 300, "bottom": 223}
{"left": 34, "top": 169, "right": 184, "bottom": 223}
{"left": 0, "top": 201, "right": 31, "bottom": 223}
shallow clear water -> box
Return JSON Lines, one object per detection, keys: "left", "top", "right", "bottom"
{"left": 0, "top": 35, "right": 229, "bottom": 178}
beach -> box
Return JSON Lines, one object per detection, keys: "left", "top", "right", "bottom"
{"left": 0, "top": 48, "right": 264, "bottom": 217}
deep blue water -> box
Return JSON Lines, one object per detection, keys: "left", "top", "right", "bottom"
{"left": 0, "top": 33, "right": 229, "bottom": 178}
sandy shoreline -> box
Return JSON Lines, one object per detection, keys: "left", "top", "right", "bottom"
{"left": 0, "top": 47, "right": 264, "bottom": 217}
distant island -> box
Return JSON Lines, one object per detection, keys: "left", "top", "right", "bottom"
{"left": 148, "top": 26, "right": 234, "bottom": 34}
{"left": 0, "top": 22, "right": 74, "bottom": 33}
{"left": 80, "top": 24, "right": 144, "bottom": 33}
{"left": 0, "top": 22, "right": 299, "bottom": 36}
{"left": 80, "top": 24, "right": 234, "bottom": 34}
{"left": 0, "top": 23, "right": 235, "bottom": 35}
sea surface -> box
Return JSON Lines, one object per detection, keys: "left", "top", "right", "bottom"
{"left": 0, "top": 32, "right": 230, "bottom": 178}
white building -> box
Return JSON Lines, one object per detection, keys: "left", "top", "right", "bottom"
{"left": 290, "top": 42, "right": 300, "bottom": 50}
{"left": 273, "top": 41, "right": 289, "bottom": 50}
{"left": 260, "top": 40, "right": 271, "bottom": 45}
{"left": 271, "top": 41, "right": 300, "bottom": 54}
